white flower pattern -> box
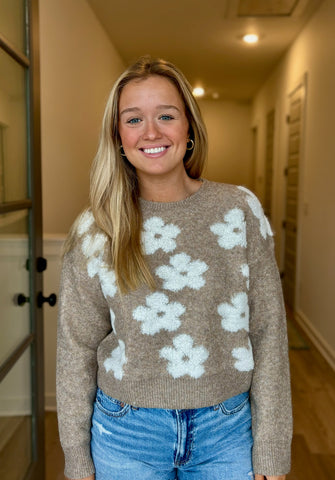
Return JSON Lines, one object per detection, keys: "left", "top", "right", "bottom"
{"left": 104, "top": 340, "right": 127, "bottom": 380}
{"left": 77, "top": 210, "right": 94, "bottom": 236}
{"left": 232, "top": 338, "right": 254, "bottom": 372}
{"left": 160, "top": 334, "right": 209, "bottom": 379}
{"left": 133, "top": 292, "right": 185, "bottom": 335}
{"left": 81, "top": 233, "right": 107, "bottom": 259}
{"left": 99, "top": 265, "right": 117, "bottom": 299}
{"left": 210, "top": 208, "right": 247, "bottom": 250}
{"left": 238, "top": 186, "right": 273, "bottom": 239}
{"left": 142, "top": 217, "right": 180, "bottom": 255}
{"left": 156, "top": 253, "right": 208, "bottom": 292}
{"left": 218, "top": 292, "right": 249, "bottom": 332}
{"left": 81, "top": 232, "right": 117, "bottom": 299}
{"left": 76, "top": 187, "right": 262, "bottom": 384}
{"left": 87, "top": 256, "right": 101, "bottom": 278}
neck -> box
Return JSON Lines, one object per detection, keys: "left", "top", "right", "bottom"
{"left": 138, "top": 171, "right": 202, "bottom": 202}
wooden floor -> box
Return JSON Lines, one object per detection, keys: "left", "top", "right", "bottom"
{"left": 45, "top": 320, "right": 335, "bottom": 480}
{"left": 287, "top": 334, "right": 335, "bottom": 478}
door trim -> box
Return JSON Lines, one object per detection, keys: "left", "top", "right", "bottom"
{"left": 283, "top": 72, "right": 308, "bottom": 310}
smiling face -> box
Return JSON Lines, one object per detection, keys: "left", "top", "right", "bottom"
{"left": 118, "top": 75, "right": 190, "bottom": 187}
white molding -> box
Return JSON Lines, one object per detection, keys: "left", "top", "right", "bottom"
{"left": 0, "top": 395, "right": 31, "bottom": 416}
{"left": 295, "top": 309, "right": 335, "bottom": 372}
{"left": 43, "top": 234, "right": 66, "bottom": 256}
{"left": 0, "top": 236, "right": 28, "bottom": 256}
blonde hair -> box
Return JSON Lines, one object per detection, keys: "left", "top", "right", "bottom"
{"left": 65, "top": 55, "right": 208, "bottom": 293}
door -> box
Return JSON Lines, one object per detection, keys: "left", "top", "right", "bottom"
{"left": 264, "top": 109, "right": 275, "bottom": 221}
{"left": 0, "top": 1, "right": 47, "bottom": 479}
{"left": 282, "top": 82, "right": 305, "bottom": 309}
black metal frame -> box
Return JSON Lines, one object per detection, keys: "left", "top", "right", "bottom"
{"left": 27, "top": 1, "right": 45, "bottom": 478}
{"left": 0, "top": 1, "right": 45, "bottom": 479}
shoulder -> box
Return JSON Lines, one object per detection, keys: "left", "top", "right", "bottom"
{"left": 63, "top": 209, "right": 109, "bottom": 266}
{"left": 76, "top": 209, "right": 96, "bottom": 237}
{"left": 202, "top": 179, "right": 258, "bottom": 209}
{"left": 203, "top": 180, "right": 273, "bottom": 239}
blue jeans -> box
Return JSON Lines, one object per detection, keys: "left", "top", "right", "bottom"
{"left": 91, "top": 388, "right": 254, "bottom": 480}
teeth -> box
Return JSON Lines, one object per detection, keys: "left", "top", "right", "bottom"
{"left": 143, "top": 146, "right": 166, "bottom": 154}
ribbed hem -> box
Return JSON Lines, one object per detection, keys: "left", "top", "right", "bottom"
{"left": 97, "top": 371, "right": 252, "bottom": 409}
{"left": 252, "top": 440, "right": 291, "bottom": 476}
{"left": 63, "top": 444, "right": 95, "bottom": 480}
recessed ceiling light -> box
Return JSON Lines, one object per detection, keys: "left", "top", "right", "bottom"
{"left": 242, "top": 33, "right": 259, "bottom": 44}
{"left": 193, "top": 87, "right": 205, "bottom": 97}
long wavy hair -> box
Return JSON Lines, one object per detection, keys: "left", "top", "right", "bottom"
{"left": 64, "top": 55, "right": 208, "bottom": 293}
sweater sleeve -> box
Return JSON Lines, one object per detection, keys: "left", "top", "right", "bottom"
{"left": 245, "top": 198, "right": 292, "bottom": 476}
{"left": 56, "top": 246, "right": 111, "bottom": 479}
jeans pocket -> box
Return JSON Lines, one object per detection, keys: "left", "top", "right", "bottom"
{"left": 218, "top": 391, "right": 250, "bottom": 415}
{"left": 95, "top": 388, "right": 130, "bottom": 417}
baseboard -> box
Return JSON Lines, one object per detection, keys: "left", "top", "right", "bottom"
{"left": 0, "top": 396, "right": 31, "bottom": 416}
{"left": 295, "top": 309, "right": 335, "bottom": 371}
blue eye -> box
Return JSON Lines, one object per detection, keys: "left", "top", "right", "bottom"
{"left": 127, "top": 117, "right": 141, "bottom": 124}
{"left": 160, "top": 114, "right": 174, "bottom": 121}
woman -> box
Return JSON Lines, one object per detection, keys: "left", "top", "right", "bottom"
{"left": 57, "top": 56, "right": 292, "bottom": 480}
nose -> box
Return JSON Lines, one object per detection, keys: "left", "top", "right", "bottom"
{"left": 142, "top": 120, "right": 162, "bottom": 140}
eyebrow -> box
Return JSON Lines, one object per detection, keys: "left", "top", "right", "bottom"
{"left": 120, "top": 105, "right": 181, "bottom": 117}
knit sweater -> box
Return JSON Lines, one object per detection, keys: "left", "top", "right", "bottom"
{"left": 57, "top": 179, "right": 292, "bottom": 479}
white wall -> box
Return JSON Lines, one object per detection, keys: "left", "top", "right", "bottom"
{"left": 0, "top": 237, "right": 31, "bottom": 415}
{"left": 39, "top": 0, "right": 125, "bottom": 408}
{"left": 200, "top": 100, "right": 253, "bottom": 188}
{"left": 43, "top": 236, "right": 65, "bottom": 410}
{"left": 39, "top": 0, "right": 125, "bottom": 235}
{"left": 252, "top": 0, "right": 335, "bottom": 367}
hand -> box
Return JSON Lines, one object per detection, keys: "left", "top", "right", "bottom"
{"left": 255, "top": 475, "right": 286, "bottom": 480}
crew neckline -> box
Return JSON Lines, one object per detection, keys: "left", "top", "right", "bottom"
{"left": 139, "top": 178, "right": 207, "bottom": 211}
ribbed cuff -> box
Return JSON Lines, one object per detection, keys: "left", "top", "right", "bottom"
{"left": 252, "top": 440, "right": 291, "bottom": 476}
{"left": 63, "top": 444, "right": 95, "bottom": 480}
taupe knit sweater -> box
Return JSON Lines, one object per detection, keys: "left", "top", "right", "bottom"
{"left": 57, "top": 179, "right": 292, "bottom": 479}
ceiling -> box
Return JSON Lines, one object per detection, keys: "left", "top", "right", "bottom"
{"left": 87, "top": 0, "right": 323, "bottom": 101}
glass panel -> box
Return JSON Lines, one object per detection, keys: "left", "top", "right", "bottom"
{"left": 0, "top": 0, "right": 26, "bottom": 54}
{"left": 0, "top": 49, "right": 28, "bottom": 202}
{"left": 0, "top": 210, "right": 30, "bottom": 365}
{"left": 0, "top": 348, "right": 32, "bottom": 480}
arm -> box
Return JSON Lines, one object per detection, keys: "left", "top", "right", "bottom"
{"left": 57, "top": 247, "right": 111, "bottom": 479}
{"left": 244, "top": 193, "right": 292, "bottom": 477}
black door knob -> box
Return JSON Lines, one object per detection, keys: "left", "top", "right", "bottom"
{"left": 37, "top": 292, "right": 57, "bottom": 308}
{"left": 14, "top": 293, "right": 30, "bottom": 306}
{"left": 25, "top": 257, "right": 48, "bottom": 272}
{"left": 36, "top": 257, "right": 48, "bottom": 272}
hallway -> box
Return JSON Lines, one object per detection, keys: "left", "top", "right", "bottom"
{"left": 45, "top": 318, "right": 335, "bottom": 480}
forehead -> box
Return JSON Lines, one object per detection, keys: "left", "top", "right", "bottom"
{"left": 119, "top": 75, "right": 185, "bottom": 108}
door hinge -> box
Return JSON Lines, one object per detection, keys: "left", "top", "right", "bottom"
{"left": 282, "top": 220, "right": 287, "bottom": 229}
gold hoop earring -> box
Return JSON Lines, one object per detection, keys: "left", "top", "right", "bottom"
{"left": 186, "top": 139, "right": 194, "bottom": 151}
{"left": 120, "top": 145, "right": 127, "bottom": 157}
